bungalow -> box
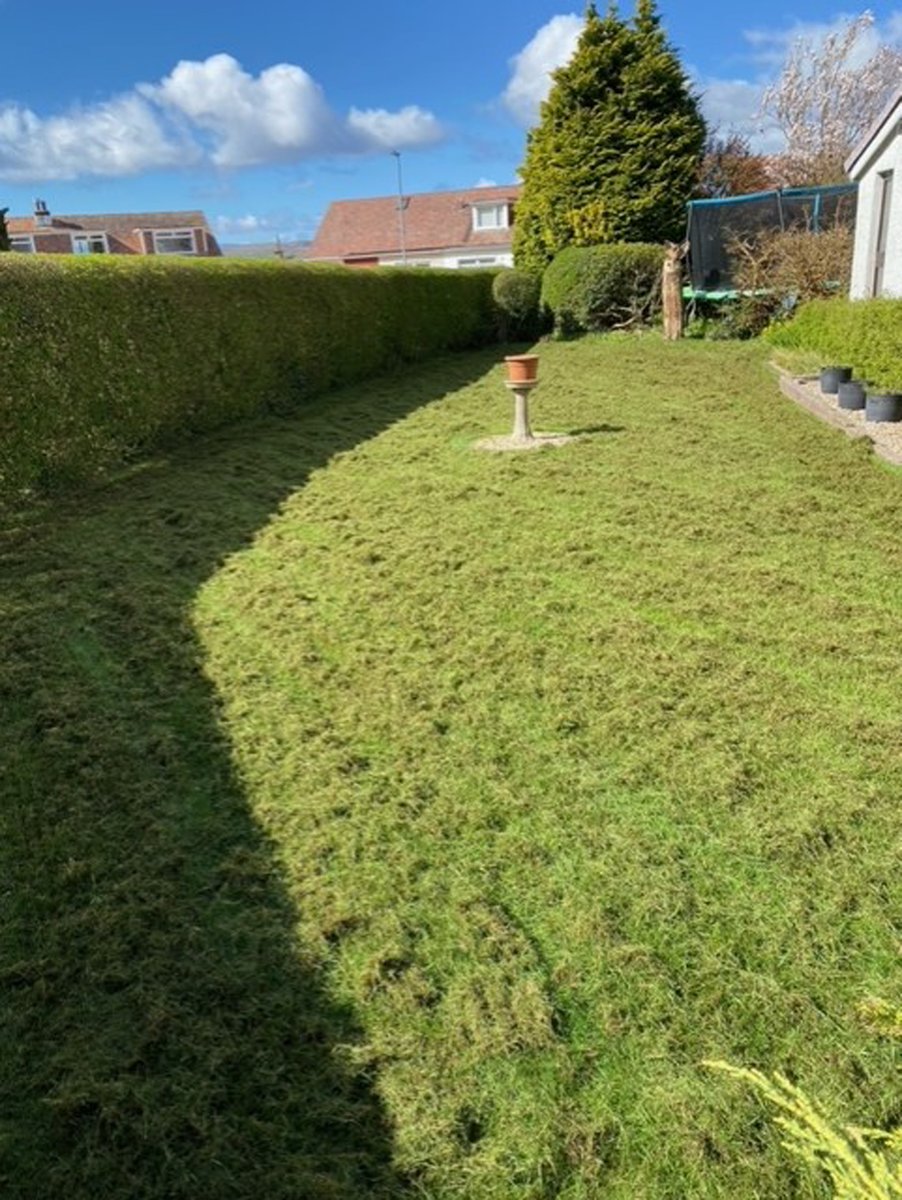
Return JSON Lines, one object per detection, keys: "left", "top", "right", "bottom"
{"left": 6, "top": 200, "right": 221, "bottom": 257}
{"left": 307, "top": 184, "right": 521, "bottom": 269}
{"left": 846, "top": 88, "right": 902, "bottom": 298}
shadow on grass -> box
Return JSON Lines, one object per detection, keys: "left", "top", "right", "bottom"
{"left": 0, "top": 349, "right": 498, "bottom": 1200}
{"left": 567, "top": 423, "right": 625, "bottom": 437}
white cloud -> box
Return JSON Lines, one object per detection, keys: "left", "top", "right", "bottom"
{"left": 886, "top": 10, "right": 902, "bottom": 43}
{"left": 146, "top": 54, "right": 344, "bottom": 167}
{"left": 216, "top": 213, "right": 270, "bottom": 234}
{"left": 695, "top": 76, "right": 784, "bottom": 152}
{"left": 742, "top": 12, "right": 897, "bottom": 69}
{"left": 0, "top": 53, "right": 445, "bottom": 182}
{"left": 215, "top": 210, "right": 317, "bottom": 241}
{"left": 0, "top": 94, "right": 194, "bottom": 182}
{"left": 346, "top": 104, "right": 444, "bottom": 150}
{"left": 502, "top": 14, "right": 584, "bottom": 126}
{"left": 697, "top": 78, "right": 761, "bottom": 129}
{"left": 474, "top": 176, "right": 498, "bottom": 187}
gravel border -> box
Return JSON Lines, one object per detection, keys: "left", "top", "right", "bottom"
{"left": 775, "top": 368, "right": 902, "bottom": 468}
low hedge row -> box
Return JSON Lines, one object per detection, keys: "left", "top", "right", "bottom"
{"left": 0, "top": 256, "right": 498, "bottom": 498}
{"left": 541, "top": 243, "right": 664, "bottom": 335}
{"left": 765, "top": 297, "right": 902, "bottom": 390}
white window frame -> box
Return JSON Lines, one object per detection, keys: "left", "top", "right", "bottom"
{"left": 472, "top": 203, "right": 508, "bottom": 232}
{"left": 152, "top": 228, "right": 198, "bottom": 256}
{"left": 9, "top": 235, "right": 35, "bottom": 253}
{"left": 457, "top": 256, "right": 501, "bottom": 269}
{"left": 71, "top": 232, "right": 109, "bottom": 255}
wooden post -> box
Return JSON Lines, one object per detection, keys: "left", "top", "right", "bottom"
{"left": 662, "top": 240, "right": 687, "bottom": 341}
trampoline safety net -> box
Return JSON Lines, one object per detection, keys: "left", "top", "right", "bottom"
{"left": 686, "top": 184, "right": 858, "bottom": 296}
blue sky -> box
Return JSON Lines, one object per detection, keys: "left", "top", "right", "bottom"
{"left": 0, "top": 0, "right": 900, "bottom": 241}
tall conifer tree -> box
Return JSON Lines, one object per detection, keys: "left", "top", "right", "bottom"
{"left": 513, "top": 0, "right": 705, "bottom": 274}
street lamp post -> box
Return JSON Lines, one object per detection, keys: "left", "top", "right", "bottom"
{"left": 391, "top": 150, "right": 407, "bottom": 266}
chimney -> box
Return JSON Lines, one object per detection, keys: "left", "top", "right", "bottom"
{"left": 34, "top": 198, "right": 51, "bottom": 228}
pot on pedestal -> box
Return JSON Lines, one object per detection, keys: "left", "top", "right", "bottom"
{"left": 504, "top": 355, "right": 539, "bottom": 386}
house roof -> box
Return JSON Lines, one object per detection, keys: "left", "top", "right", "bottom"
{"left": 6, "top": 209, "right": 220, "bottom": 255}
{"left": 845, "top": 87, "right": 902, "bottom": 178}
{"left": 7, "top": 209, "right": 213, "bottom": 236}
{"left": 308, "top": 185, "right": 521, "bottom": 260}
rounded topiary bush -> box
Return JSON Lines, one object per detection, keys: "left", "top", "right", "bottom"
{"left": 492, "top": 268, "right": 543, "bottom": 341}
{"left": 541, "top": 244, "right": 665, "bottom": 335}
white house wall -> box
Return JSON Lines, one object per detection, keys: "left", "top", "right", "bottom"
{"left": 850, "top": 126, "right": 902, "bottom": 298}
{"left": 378, "top": 249, "right": 514, "bottom": 269}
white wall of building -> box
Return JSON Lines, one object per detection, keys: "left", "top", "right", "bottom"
{"left": 378, "top": 249, "right": 514, "bottom": 269}
{"left": 849, "top": 110, "right": 902, "bottom": 298}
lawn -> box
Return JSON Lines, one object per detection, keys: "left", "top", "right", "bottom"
{"left": 2, "top": 335, "right": 901, "bottom": 1199}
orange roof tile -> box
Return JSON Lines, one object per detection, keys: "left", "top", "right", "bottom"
{"left": 308, "top": 185, "right": 521, "bottom": 260}
{"left": 8, "top": 210, "right": 213, "bottom": 236}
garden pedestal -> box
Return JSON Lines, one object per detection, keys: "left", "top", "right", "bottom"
{"left": 506, "top": 381, "right": 536, "bottom": 443}
{"left": 473, "top": 365, "right": 576, "bottom": 453}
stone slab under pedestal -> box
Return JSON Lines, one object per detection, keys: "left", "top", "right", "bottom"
{"left": 473, "top": 432, "right": 578, "bottom": 453}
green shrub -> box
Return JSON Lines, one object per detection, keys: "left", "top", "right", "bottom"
{"left": 765, "top": 297, "right": 902, "bottom": 390}
{"left": 709, "top": 294, "right": 785, "bottom": 340}
{"left": 491, "top": 268, "right": 543, "bottom": 341}
{"left": 0, "top": 257, "right": 498, "bottom": 499}
{"left": 684, "top": 293, "right": 790, "bottom": 341}
{"left": 541, "top": 243, "right": 664, "bottom": 335}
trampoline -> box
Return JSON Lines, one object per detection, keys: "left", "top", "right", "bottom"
{"left": 685, "top": 183, "right": 858, "bottom": 298}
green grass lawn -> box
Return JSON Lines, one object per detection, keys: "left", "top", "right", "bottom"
{"left": 2, "top": 336, "right": 902, "bottom": 1199}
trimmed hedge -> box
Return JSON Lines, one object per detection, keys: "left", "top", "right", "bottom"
{"left": 491, "top": 268, "right": 544, "bottom": 341}
{"left": 0, "top": 256, "right": 498, "bottom": 498}
{"left": 541, "top": 243, "right": 664, "bottom": 335}
{"left": 765, "top": 297, "right": 902, "bottom": 390}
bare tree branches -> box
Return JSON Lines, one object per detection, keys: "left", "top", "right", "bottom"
{"left": 730, "top": 225, "right": 854, "bottom": 300}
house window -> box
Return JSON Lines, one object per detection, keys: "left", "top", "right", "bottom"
{"left": 9, "top": 235, "right": 35, "bottom": 253}
{"left": 72, "top": 233, "right": 108, "bottom": 255}
{"left": 153, "top": 229, "right": 197, "bottom": 255}
{"left": 457, "top": 256, "right": 501, "bottom": 268}
{"left": 472, "top": 203, "right": 509, "bottom": 231}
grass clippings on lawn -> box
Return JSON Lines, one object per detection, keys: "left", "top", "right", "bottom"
{"left": 2, "top": 336, "right": 902, "bottom": 1199}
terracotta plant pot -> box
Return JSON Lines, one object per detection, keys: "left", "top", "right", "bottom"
{"left": 504, "top": 354, "right": 539, "bottom": 385}
{"left": 820, "top": 366, "right": 852, "bottom": 394}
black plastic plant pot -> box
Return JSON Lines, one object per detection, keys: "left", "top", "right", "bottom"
{"left": 820, "top": 366, "right": 853, "bottom": 394}
{"left": 865, "top": 393, "right": 902, "bottom": 423}
{"left": 837, "top": 380, "right": 866, "bottom": 410}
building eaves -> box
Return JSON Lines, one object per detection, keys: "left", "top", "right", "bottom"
{"left": 845, "top": 87, "right": 902, "bottom": 178}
